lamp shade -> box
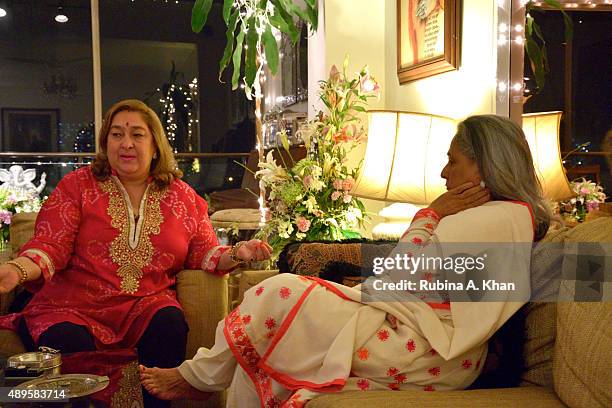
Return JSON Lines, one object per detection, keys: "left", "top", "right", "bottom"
{"left": 352, "top": 111, "right": 457, "bottom": 205}
{"left": 522, "top": 111, "right": 573, "bottom": 201}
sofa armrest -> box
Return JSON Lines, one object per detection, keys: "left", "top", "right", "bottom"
{"left": 176, "top": 270, "right": 228, "bottom": 359}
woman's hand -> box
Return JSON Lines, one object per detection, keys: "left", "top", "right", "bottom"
{"left": 428, "top": 182, "right": 491, "bottom": 219}
{"left": 0, "top": 263, "right": 21, "bottom": 294}
{"left": 235, "top": 239, "right": 273, "bottom": 263}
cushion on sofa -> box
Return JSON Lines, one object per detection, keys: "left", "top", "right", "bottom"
{"left": 307, "top": 387, "right": 564, "bottom": 408}
{"left": 553, "top": 301, "right": 612, "bottom": 408}
{"left": 8, "top": 212, "right": 37, "bottom": 258}
{"left": 520, "top": 226, "right": 570, "bottom": 388}
{"left": 552, "top": 217, "right": 612, "bottom": 408}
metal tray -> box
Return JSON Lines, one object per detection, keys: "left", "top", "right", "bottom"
{"left": 7, "top": 350, "right": 61, "bottom": 370}
{"left": 15, "top": 374, "right": 110, "bottom": 398}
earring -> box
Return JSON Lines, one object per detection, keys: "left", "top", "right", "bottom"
{"left": 153, "top": 152, "right": 158, "bottom": 159}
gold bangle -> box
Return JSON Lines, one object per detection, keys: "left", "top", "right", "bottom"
{"left": 229, "top": 241, "right": 247, "bottom": 264}
{"left": 5, "top": 260, "right": 28, "bottom": 285}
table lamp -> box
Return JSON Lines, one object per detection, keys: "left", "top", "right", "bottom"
{"left": 351, "top": 111, "right": 458, "bottom": 239}
{"left": 522, "top": 111, "right": 573, "bottom": 201}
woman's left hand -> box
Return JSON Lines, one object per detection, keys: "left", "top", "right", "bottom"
{"left": 236, "top": 239, "right": 273, "bottom": 262}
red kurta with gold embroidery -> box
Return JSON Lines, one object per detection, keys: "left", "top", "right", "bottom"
{"left": 0, "top": 166, "right": 227, "bottom": 348}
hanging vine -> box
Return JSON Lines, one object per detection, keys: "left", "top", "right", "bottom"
{"left": 191, "top": 0, "right": 318, "bottom": 98}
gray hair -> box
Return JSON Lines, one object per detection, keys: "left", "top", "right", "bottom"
{"left": 454, "top": 114, "right": 551, "bottom": 240}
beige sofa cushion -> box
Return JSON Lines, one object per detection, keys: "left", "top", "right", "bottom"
{"left": 9, "top": 212, "right": 37, "bottom": 257}
{"left": 521, "top": 226, "right": 570, "bottom": 388}
{"left": 307, "top": 387, "right": 564, "bottom": 408}
{"left": 209, "top": 208, "right": 263, "bottom": 229}
{"left": 553, "top": 301, "right": 612, "bottom": 408}
{"left": 521, "top": 302, "right": 557, "bottom": 388}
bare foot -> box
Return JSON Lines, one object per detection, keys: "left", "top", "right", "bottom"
{"left": 139, "top": 365, "right": 211, "bottom": 401}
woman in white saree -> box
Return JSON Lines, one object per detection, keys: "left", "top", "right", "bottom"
{"left": 140, "top": 115, "right": 551, "bottom": 407}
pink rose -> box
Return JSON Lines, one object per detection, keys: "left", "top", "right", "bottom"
{"left": 331, "top": 191, "right": 342, "bottom": 201}
{"left": 0, "top": 210, "right": 12, "bottom": 225}
{"left": 342, "top": 177, "right": 355, "bottom": 191}
{"left": 343, "top": 193, "right": 352, "bottom": 204}
{"left": 303, "top": 175, "right": 314, "bottom": 189}
{"left": 580, "top": 187, "right": 590, "bottom": 195}
{"left": 296, "top": 216, "right": 311, "bottom": 233}
{"left": 333, "top": 179, "right": 343, "bottom": 190}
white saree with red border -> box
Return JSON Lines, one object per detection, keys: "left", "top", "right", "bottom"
{"left": 179, "top": 201, "right": 534, "bottom": 407}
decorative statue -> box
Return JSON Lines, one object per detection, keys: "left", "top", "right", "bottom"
{"left": 0, "top": 165, "right": 46, "bottom": 195}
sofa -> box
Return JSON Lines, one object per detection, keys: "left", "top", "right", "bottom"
{"left": 1, "top": 213, "right": 610, "bottom": 408}
{"left": 238, "top": 217, "right": 612, "bottom": 408}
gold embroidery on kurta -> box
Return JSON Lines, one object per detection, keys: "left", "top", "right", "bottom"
{"left": 100, "top": 177, "right": 165, "bottom": 294}
{"left": 111, "top": 361, "right": 144, "bottom": 408}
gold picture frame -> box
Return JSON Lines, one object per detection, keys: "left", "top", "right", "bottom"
{"left": 397, "top": 0, "right": 462, "bottom": 84}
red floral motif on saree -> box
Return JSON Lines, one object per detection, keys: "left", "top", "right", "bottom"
{"left": 406, "top": 339, "right": 416, "bottom": 352}
{"left": 279, "top": 287, "right": 291, "bottom": 300}
{"left": 357, "top": 379, "right": 370, "bottom": 391}
{"left": 387, "top": 367, "right": 399, "bottom": 377}
{"left": 256, "top": 286, "right": 265, "bottom": 296}
{"left": 394, "top": 373, "right": 407, "bottom": 384}
{"left": 428, "top": 367, "right": 440, "bottom": 377}
{"left": 376, "top": 329, "right": 389, "bottom": 342}
{"left": 424, "top": 385, "right": 436, "bottom": 391}
{"left": 356, "top": 348, "right": 369, "bottom": 361}
{"left": 388, "top": 383, "right": 400, "bottom": 390}
{"left": 462, "top": 359, "right": 472, "bottom": 369}
{"left": 265, "top": 317, "right": 277, "bottom": 330}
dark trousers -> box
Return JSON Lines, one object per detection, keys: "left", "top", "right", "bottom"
{"left": 18, "top": 306, "right": 188, "bottom": 408}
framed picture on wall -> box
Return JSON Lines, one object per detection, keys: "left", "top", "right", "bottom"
{"left": 397, "top": 0, "right": 462, "bottom": 84}
{"left": 1, "top": 108, "right": 60, "bottom": 152}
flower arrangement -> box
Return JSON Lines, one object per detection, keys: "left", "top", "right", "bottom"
{"left": 0, "top": 188, "right": 43, "bottom": 247}
{"left": 256, "top": 57, "right": 380, "bottom": 253}
{"left": 560, "top": 178, "right": 607, "bottom": 223}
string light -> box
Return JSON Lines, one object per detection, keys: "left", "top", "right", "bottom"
{"left": 160, "top": 77, "right": 198, "bottom": 153}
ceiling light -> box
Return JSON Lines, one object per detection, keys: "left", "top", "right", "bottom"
{"left": 55, "top": 7, "right": 68, "bottom": 23}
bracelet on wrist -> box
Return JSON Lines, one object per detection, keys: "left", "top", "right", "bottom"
{"left": 229, "top": 241, "right": 247, "bottom": 264}
{"left": 5, "top": 260, "right": 28, "bottom": 285}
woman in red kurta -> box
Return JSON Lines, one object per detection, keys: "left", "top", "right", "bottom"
{"left": 0, "top": 99, "right": 272, "bottom": 407}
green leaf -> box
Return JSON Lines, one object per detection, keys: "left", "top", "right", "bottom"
{"left": 306, "top": 4, "right": 318, "bottom": 31}
{"left": 541, "top": 0, "right": 573, "bottom": 41}
{"left": 270, "top": 0, "right": 299, "bottom": 43}
{"left": 191, "top": 0, "right": 213, "bottom": 33}
{"left": 222, "top": 0, "right": 233, "bottom": 24}
{"left": 219, "top": 10, "right": 240, "bottom": 80}
{"left": 525, "top": 38, "right": 545, "bottom": 92}
{"left": 231, "top": 29, "right": 245, "bottom": 90}
{"left": 280, "top": 131, "right": 290, "bottom": 152}
{"left": 525, "top": 15, "right": 533, "bottom": 37}
{"left": 262, "top": 25, "right": 279, "bottom": 75}
{"left": 532, "top": 20, "right": 546, "bottom": 44}
{"left": 353, "top": 105, "right": 366, "bottom": 112}
{"left": 245, "top": 20, "right": 259, "bottom": 88}
{"left": 560, "top": 11, "right": 573, "bottom": 42}
{"left": 278, "top": 0, "right": 311, "bottom": 28}
{"left": 342, "top": 230, "right": 362, "bottom": 240}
